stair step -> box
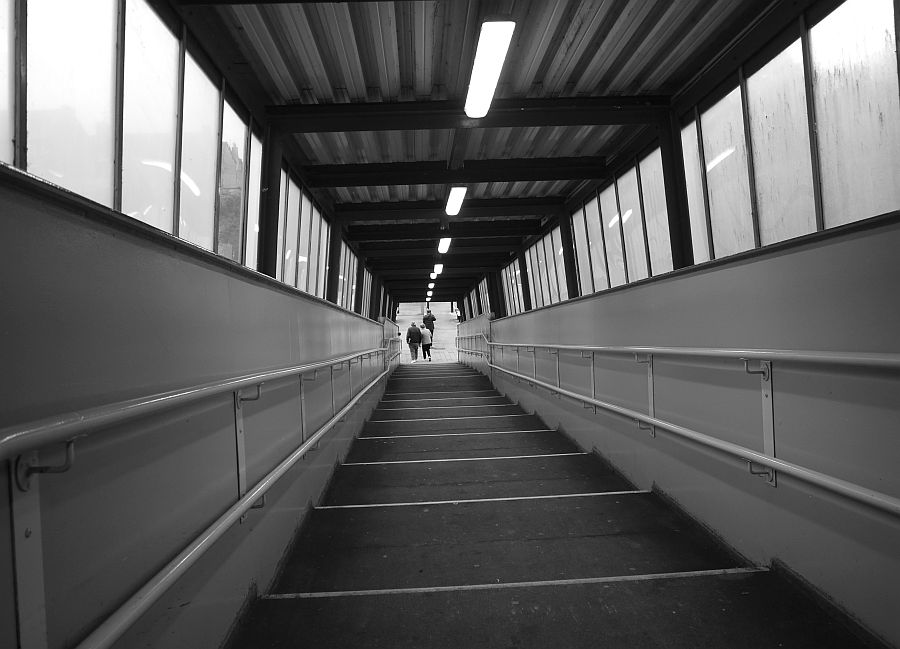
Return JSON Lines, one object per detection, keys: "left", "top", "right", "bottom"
{"left": 378, "top": 395, "right": 510, "bottom": 408}
{"left": 234, "top": 571, "right": 872, "bottom": 649}
{"left": 323, "top": 454, "right": 634, "bottom": 506}
{"left": 346, "top": 430, "right": 576, "bottom": 462}
{"left": 272, "top": 493, "right": 743, "bottom": 593}
{"left": 370, "top": 403, "right": 523, "bottom": 420}
{"left": 363, "top": 413, "right": 546, "bottom": 435}
{"left": 381, "top": 390, "right": 499, "bottom": 400}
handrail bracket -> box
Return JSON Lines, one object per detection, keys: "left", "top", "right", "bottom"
{"left": 15, "top": 440, "right": 77, "bottom": 491}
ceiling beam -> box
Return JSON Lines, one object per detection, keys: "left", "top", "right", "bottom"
{"left": 267, "top": 97, "right": 671, "bottom": 133}
{"left": 349, "top": 221, "right": 542, "bottom": 243}
{"left": 376, "top": 267, "right": 497, "bottom": 278}
{"left": 360, "top": 244, "right": 517, "bottom": 258}
{"left": 304, "top": 157, "right": 606, "bottom": 188}
{"left": 337, "top": 198, "right": 562, "bottom": 223}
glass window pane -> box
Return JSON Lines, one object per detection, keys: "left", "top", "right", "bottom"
{"left": 244, "top": 132, "right": 263, "bottom": 270}
{"left": 318, "top": 216, "right": 330, "bottom": 298}
{"left": 811, "top": 0, "right": 900, "bottom": 227}
{"left": 122, "top": 0, "right": 178, "bottom": 232}
{"left": 533, "top": 244, "right": 548, "bottom": 307}
{"left": 543, "top": 235, "right": 560, "bottom": 304}
{"left": 701, "top": 88, "right": 755, "bottom": 258}
{"left": 349, "top": 255, "right": 358, "bottom": 310}
{"left": 27, "top": 0, "right": 116, "bottom": 205}
{"left": 283, "top": 178, "right": 300, "bottom": 286}
{"left": 681, "top": 122, "right": 710, "bottom": 263}
{"left": 584, "top": 197, "right": 609, "bottom": 290}
{"left": 599, "top": 186, "right": 626, "bottom": 287}
{"left": 526, "top": 249, "right": 538, "bottom": 308}
{"left": 274, "top": 169, "right": 287, "bottom": 281}
{"left": 308, "top": 210, "right": 322, "bottom": 295}
{"left": 515, "top": 264, "right": 524, "bottom": 312}
{"left": 639, "top": 149, "right": 673, "bottom": 274}
{"left": 297, "top": 193, "right": 312, "bottom": 291}
{"left": 552, "top": 227, "right": 569, "bottom": 301}
{"left": 216, "top": 102, "right": 247, "bottom": 262}
{"left": 336, "top": 243, "right": 346, "bottom": 307}
{"left": 0, "top": 0, "right": 12, "bottom": 163}
{"left": 618, "top": 169, "right": 649, "bottom": 281}
{"left": 179, "top": 54, "right": 219, "bottom": 251}
{"left": 571, "top": 209, "right": 593, "bottom": 295}
{"left": 747, "top": 40, "right": 816, "bottom": 245}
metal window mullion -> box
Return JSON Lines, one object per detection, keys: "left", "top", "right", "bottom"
{"left": 548, "top": 231, "right": 561, "bottom": 303}
{"left": 13, "top": 0, "right": 26, "bottom": 169}
{"left": 694, "top": 107, "right": 716, "bottom": 259}
{"left": 634, "top": 156, "right": 653, "bottom": 276}
{"left": 613, "top": 178, "right": 629, "bottom": 284}
{"left": 739, "top": 66, "right": 762, "bottom": 249}
{"left": 212, "top": 78, "right": 225, "bottom": 255}
{"left": 800, "top": 14, "right": 825, "bottom": 232}
{"left": 113, "top": 0, "right": 126, "bottom": 213}
{"left": 172, "top": 26, "right": 187, "bottom": 237}
{"left": 278, "top": 171, "right": 289, "bottom": 281}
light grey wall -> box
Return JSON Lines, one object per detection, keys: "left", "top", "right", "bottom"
{"left": 485, "top": 216, "right": 900, "bottom": 647}
{"left": 1, "top": 172, "right": 391, "bottom": 649}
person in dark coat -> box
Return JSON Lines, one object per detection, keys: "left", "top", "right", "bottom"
{"left": 422, "top": 309, "right": 436, "bottom": 337}
{"left": 406, "top": 321, "right": 423, "bottom": 363}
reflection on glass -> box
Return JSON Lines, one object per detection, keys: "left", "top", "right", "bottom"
{"left": 28, "top": 0, "right": 116, "bottom": 205}
{"left": 571, "top": 209, "right": 593, "bottom": 294}
{"left": 584, "top": 197, "right": 609, "bottom": 290}
{"left": 1, "top": 1, "right": 14, "bottom": 163}
{"left": 217, "top": 102, "right": 247, "bottom": 262}
{"left": 179, "top": 54, "right": 219, "bottom": 250}
{"left": 297, "top": 193, "right": 312, "bottom": 291}
{"left": 122, "top": 0, "right": 178, "bottom": 232}
{"left": 284, "top": 178, "right": 300, "bottom": 286}
{"left": 618, "top": 168, "right": 649, "bottom": 281}
{"left": 681, "top": 122, "right": 710, "bottom": 262}
{"left": 811, "top": 0, "right": 900, "bottom": 227}
{"left": 639, "top": 149, "right": 673, "bottom": 274}
{"left": 701, "top": 88, "right": 754, "bottom": 258}
{"left": 275, "top": 170, "right": 287, "bottom": 281}
{"left": 244, "top": 133, "right": 263, "bottom": 270}
{"left": 747, "top": 41, "right": 816, "bottom": 245}
{"left": 599, "top": 186, "right": 626, "bottom": 287}
{"left": 534, "top": 241, "right": 549, "bottom": 307}
{"left": 336, "top": 243, "right": 347, "bottom": 307}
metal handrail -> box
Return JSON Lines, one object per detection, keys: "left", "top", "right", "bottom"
{"left": 474, "top": 360, "right": 900, "bottom": 518}
{"left": 0, "top": 346, "right": 388, "bottom": 462}
{"left": 473, "top": 333, "right": 900, "bottom": 370}
{"left": 74, "top": 361, "right": 393, "bottom": 649}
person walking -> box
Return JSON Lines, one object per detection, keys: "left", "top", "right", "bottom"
{"left": 406, "top": 321, "right": 423, "bottom": 363}
{"left": 419, "top": 324, "right": 433, "bottom": 361}
{"left": 423, "top": 309, "right": 436, "bottom": 339}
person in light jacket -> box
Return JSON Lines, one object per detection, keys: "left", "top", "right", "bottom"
{"left": 406, "top": 321, "right": 423, "bottom": 363}
{"left": 419, "top": 324, "right": 432, "bottom": 361}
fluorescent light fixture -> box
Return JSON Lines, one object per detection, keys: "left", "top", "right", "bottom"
{"left": 464, "top": 21, "right": 516, "bottom": 118}
{"left": 430, "top": 272, "right": 437, "bottom": 280}
{"left": 426, "top": 297, "right": 431, "bottom": 302}
{"left": 428, "top": 282, "right": 435, "bottom": 289}
{"left": 434, "top": 263, "right": 444, "bottom": 274}
{"left": 427, "top": 290, "right": 433, "bottom": 297}
{"left": 438, "top": 237, "right": 452, "bottom": 253}
{"left": 445, "top": 187, "right": 467, "bottom": 216}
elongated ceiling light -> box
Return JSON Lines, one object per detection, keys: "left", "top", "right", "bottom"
{"left": 428, "top": 282, "right": 435, "bottom": 289}
{"left": 438, "top": 237, "right": 452, "bottom": 254}
{"left": 427, "top": 290, "right": 433, "bottom": 297}
{"left": 430, "top": 272, "right": 437, "bottom": 280}
{"left": 434, "top": 263, "right": 444, "bottom": 274}
{"left": 464, "top": 21, "right": 516, "bottom": 119}
{"left": 445, "top": 187, "right": 467, "bottom": 216}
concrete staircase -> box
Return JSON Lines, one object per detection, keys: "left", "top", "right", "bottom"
{"left": 228, "top": 363, "right": 881, "bottom": 648}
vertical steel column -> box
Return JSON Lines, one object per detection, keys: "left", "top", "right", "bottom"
{"left": 259, "top": 126, "right": 284, "bottom": 278}
{"left": 582, "top": 351, "right": 597, "bottom": 414}
{"left": 656, "top": 113, "right": 694, "bottom": 269}
{"left": 557, "top": 212, "right": 580, "bottom": 298}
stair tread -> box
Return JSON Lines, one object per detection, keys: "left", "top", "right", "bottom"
{"left": 272, "top": 493, "right": 743, "bottom": 593}
{"left": 346, "top": 430, "right": 577, "bottom": 462}
{"left": 233, "top": 572, "right": 873, "bottom": 649}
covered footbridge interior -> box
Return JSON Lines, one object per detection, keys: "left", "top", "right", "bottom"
{"left": 2, "top": 0, "right": 899, "bottom": 647}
